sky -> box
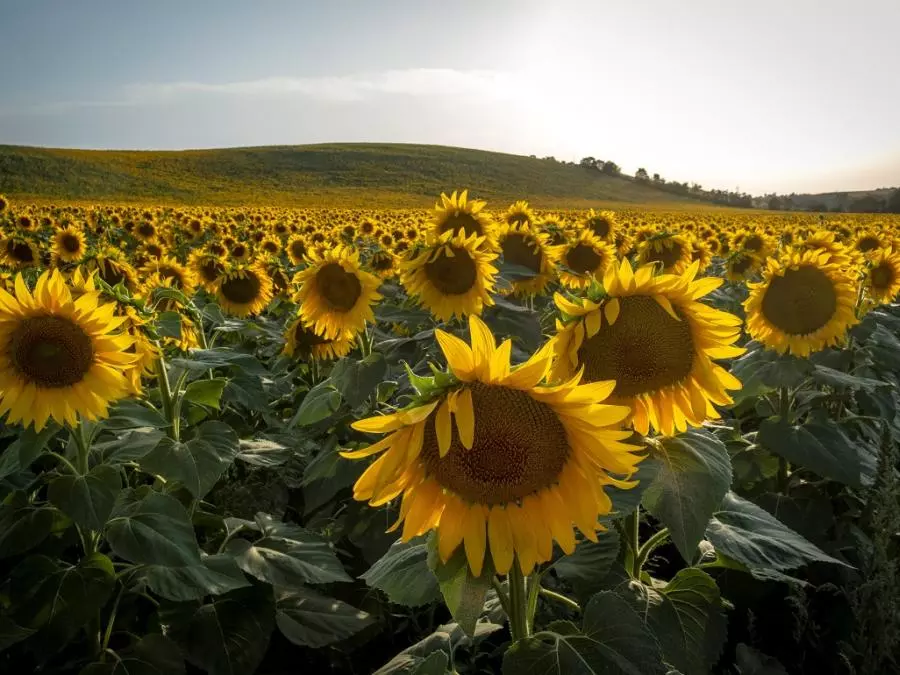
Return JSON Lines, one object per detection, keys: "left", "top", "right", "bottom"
{"left": 1, "top": 0, "right": 898, "bottom": 195}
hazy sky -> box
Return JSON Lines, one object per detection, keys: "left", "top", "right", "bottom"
{"left": 1, "top": 0, "right": 898, "bottom": 194}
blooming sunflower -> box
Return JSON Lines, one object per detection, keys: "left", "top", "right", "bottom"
{"left": 189, "top": 249, "right": 225, "bottom": 292}
{"left": 853, "top": 230, "right": 884, "bottom": 258}
{"left": 582, "top": 209, "right": 617, "bottom": 241}
{"left": 496, "top": 222, "right": 557, "bottom": 296}
{"left": 368, "top": 249, "right": 399, "bottom": 280}
{"left": 744, "top": 248, "right": 859, "bottom": 356}
{"left": 90, "top": 248, "right": 139, "bottom": 293}
{"left": 342, "top": 315, "right": 643, "bottom": 576}
{"left": 724, "top": 251, "right": 762, "bottom": 282}
{"left": 52, "top": 225, "right": 86, "bottom": 264}
{"left": 401, "top": 230, "right": 498, "bottom": 322}
{"left": 551, "top": 260, "right": 744, "bottom": 436}
{"left": 140, "top": 257, "right": 198, "bottom": 300}
{"left": 3, "top": 237, "right": 39, "bottom": 269}
{"left": 429, "top": 190, "right": 494, "bottom": 247}
{"left": 293, "top": 245, "right": 382, "bottom": 339}
{"left": 863, "top": 247, "right": 900, "bottom": 305}
{"left": 215, "top": 263, "right": 274, "bottom": 317}
{"left": 556, "top": 230, "right": 616, "bottom": 290}
{"left": 283, "top": 316, "right": 355, "bottom": 361}
{"left": 0, "top": 270, "right": 137, "bottom": 430}
{"left": 636, "top": 233, "right": 694, "bottom": 274}
{"left": 286, "top": 235, "right": 308, "bottom": 266}
{"left": 503, "top": 200, "right": 536, "bottom": 228}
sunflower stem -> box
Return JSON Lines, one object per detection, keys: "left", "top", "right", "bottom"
{"left": 778, "top": 387, "right": 792, "bottom": 492}
{"left": 490, "top": 577, "right": 511, "bottom": 618}
{"left": 72, "top": 423, "right": 92, "bottom": 475}
{"left": 99, "top": 583, "right": 124, "bottom": 662}
{"left": 49, "top": 450, "right": 79, "bottom": 475}
{"left": 155, "top": 357, "right": 178, "bottom": 441}
{"left": 628, "top": 508, "right": 642, "bottom": 579}
{"left": 525, "top": 572, "right": 541, "bottom": 634}
{"left": 539, "top": 588, "right": 582, "bottom": 613}
{"left": 635, "top": 527, "right": 670, "bottom": 574}
{"left": 507, "top": 561, "right": 531, "bottom": 641}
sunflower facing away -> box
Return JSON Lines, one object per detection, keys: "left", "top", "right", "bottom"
{"left": 744, "top": 248, "right": 859, "bottom": 356}
{"left": 342, "top": 315, "right": 643, "bottom": 577}
{"left": 283, "top": 316, "right": 355, "bottom": 361}
{"left": 552, "top": 260, "right": 744, "bottom": 437}
{"left": 401, "top": 230, "right": 498, "bottom": 322}
{"left": 863, "top": 247, "right": 900, "bottom": 305}
{"left": 293, "top": 245, "right": 382, "bottom": 339}
{"left": 0, "top": 270, "right": 137, "bottom": 430}
{"left": 215, "top": 263, "right": 274, "bottom": 317}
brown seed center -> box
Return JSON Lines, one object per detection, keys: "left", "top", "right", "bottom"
{"left": 501, "top": 233, "right": 542, "bottom": 273}
{"left": 761, "top": 265, "right": 837, "bottom": 336}
{"left": 316, "top": 262, "right": 362, "bottom": 311}
{"left": 566, "top": 243, "right": 602, "bottom": 274}
{"left": 424, "top": 247, "right": 477, "bottom": 295}
{"left": 10, "top": 315, "right": 94, "bottom": 388}
{"left": 221, "top": 273, "right": 262, "bottom": 304}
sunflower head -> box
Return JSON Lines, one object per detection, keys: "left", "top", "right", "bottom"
{"left": 744, "top": 248, "right": 859, "bottom": 356}
{"left": 496, "top": 222, "right": 557, "bottom": 296}
{"left": 430, "top": 190, "right": 495, "bottom": 247}
{"left": 215, "top": 263, "right": 274, "bottom": 318}
{"left": 504, "top": 201, "right": 535, "bottom": 229}
{"left": 52, "top": 225, "right": 87, "bottom": 265}
{"left": 582, "top": 209, "right": 617, "bottom": 240}
{"left": 636, "top": 232, "right": 694, "bottom": 274}
{"left": 862, "top": 247, "right": 900, "bottom": 306}
{"left": 342, "top": 315, "right": 644, "bottom": 576}
{"left": 0, "top": 195, "right": 8, "bottom": 213}
{"left": 3, "top": 237, "right": 39, "bottom": 269}
{"left": 283, "top": 316, "right": 354, "bottom": 361}
{"left": 556, "top": 230, "right": 616, "bottom": 290}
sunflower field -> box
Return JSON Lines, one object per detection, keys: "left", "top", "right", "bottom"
{"left": 0, "top": 191, "right": 899, "bottom": 675}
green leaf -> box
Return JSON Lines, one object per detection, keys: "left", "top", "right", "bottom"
{"left": 361, "top": 537, "right": 441, "bottom": 607}
{"left": 302, "top": 440, "right": 364, "bottom": 514}
{"left": 48, "top": 464, "right": 122, "bottom": 531}
{"left": 142, "top": 554, "right": 250, "bottom": 601}
{"left": 275, "top": 586, "right": 374, "bottom": 648}
{"left": 330, "top": 353, "right": 388, "bottom": 408}
{"left": 616, "top": 569, "right": 725, "bottom": 675}
{"left": 183, "top": 378, "right": 228, "bottom": 410}
{"left": 236, "top": 438, "right": 292, "bottom": 467}
{"left": 156, "top": 311, "right": 183, "bottom": 339}
{"left": 641, "top": 430, "right": 732, "bottom": 562}
{"left": 374, "top": 621, "right": 501, "bottom": 675}
{"left": 225, "top": 529, "right": 351, "bottom": 586}
{"left": 705, "top": 492, "right": 849, "bottom": 571}
{"left": 8, "top": 553, "right": 115, "bottom": 656}
{"left": 428, "top": 545, "right": 492, "bottom": 637}
{"left": 80, "top": 634, "right": 185, "bottom": 675}
{"left": 757, "top": 417, "right": 869, "bottom": 487}
{"left": 483, "top": 300, "right": 543, "bottom": 352}
{"left": 730, "top": 346, "right": 812, "bottom": 400}
{"left": 810, "top": 364, "right": 887, "bottom": 391}
{"left": 502, "top": 592, "right": 668, "bottom": 675}
{"left": 291, "top": 380, "right": 342, "bottom": 427}
{"left": 608, "top": 456, "right": 660, "bottom": 518}
{"left": 106, "top": 489, "right": 201, "bottom": 566}
{"left": 170, "top": 348, "right": 268, "bottom": 376}
{"left": 0, "top": 616, "right": 37, "bottom": 652}
{"left": 552, "top": 529, "right": 621, "bottom": 598}
{"left": 104, "top": 400, "right": 170, "bottom": 430}
{"left": 734, "top": 643, "right": 790, "bottom": 675}
{"left": 0, "top": 423, "right": 61, "bottom": 479}
{"left": 95, "top": 429, "right": 166, "bottom": 463}
{"left": 161, "top": 586, "right": 274, "bottom": 675}
{"left": 140, "top": 421, "right": 240, "bottom": 498}
{"left": 0, "top": 504, "right": 65, "bottom": 559}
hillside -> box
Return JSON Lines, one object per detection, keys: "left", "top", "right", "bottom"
{"left": 0, "top": 143, "right": 704, "bottom": 209}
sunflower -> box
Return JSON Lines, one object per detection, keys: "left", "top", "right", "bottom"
{"left": 556, "top": 230, "right": 616, "bottom": 290}
{"left": 739, "top": 230, "right": 775, "bottom": 259}
{"left": 582, "top": 209, "right": 617, "bottom": 241}
{"left": 283, "top": 316, "right": 355, "bottom": 361}
{"left": 853, "top": 230, "right": 884, "bottom": 258}
{"left": 3, "top": 237, "right": 40, "bottom": 269}
{"left": 259, "top": 236, "right": 281, "bottom": 256}
{"left": 215, "top": 263, "right": 274, "bottom": 317}
{"left": 401, "top": 230, "right": 498, "bottom": 322}
{"left": 724, "top": 252, "right": 762, "bottom": 282}
{"left": 342, "top": 315, "right": 643, "bottom": 576}
{"left": 744, "top": 248, "right": 859, "bottom": 356}
{"left": 688, "top": 237, "right": 713, "bottom": 272}
{"left": 229, "top": 242, "right": 251, "bottom": 263}
{"left": 368, "top": 249, "right": 399, "bottom": 280}
{"left": 51, "top": 225, "right": 87, "bottom": 265}
{"left": 0, "top": 270, "right": 137, "bottom": 430}
{"left": 140, "top": 257, "right": 198, "bottom": 299}
{"left": 862, "top": 247, "right": 900, "bottom": 305}
{"left": 91, "top": 248, "right": 139, "bottom": 293}
{"left": 551, "top": 260, "right": 744, "bottom": 436}
{"left": 637, "top": 233, "right": 694, "bottom": 274}
{"left": 496, "top": 222, "right": 557, "bottom": 296}
{"left": 189, "top": 249, "right": 225, "bottom": 292}
{"left": 503, "top": 201, "right": 536, "bottom": 228}
{"left": 293, "top": 245, "right": 381, "bottom": 339}
{"left": 429, "top": 190, "right": 494, "bottom": 247}
{"left": 0, "top": 195, "right": 8, "bottom": 213}
{"left": 133, "top": 219, "right": 157, "bottom": 242}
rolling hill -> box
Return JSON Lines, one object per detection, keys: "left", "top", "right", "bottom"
{"left": 0, "top": 143, "right": 705, "bottom": 209}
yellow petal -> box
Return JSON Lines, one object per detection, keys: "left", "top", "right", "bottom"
{"left": 585, "top": 309, "right": 602, "bottom": 338}
{"left": 435, "top": 329, "right": 476, "bottom": 380}
{"left": 463, "top": 504, "right": 487, "bottom": 577}
{"left": 488, "top": 506, "right": 514, "bottom": 575}
{"left": 604, "top": 298, "right": 620, "bottom": 325}
{"left": 455, "top": 387, "right": 475, "bottom": 450}
{"left": 468, "top": 315, "right": 495, "bottom": 378}
{"left": 436, "top": 399, "right": 452, "bottom": 457}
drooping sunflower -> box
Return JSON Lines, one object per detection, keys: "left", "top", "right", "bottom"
{"left": 863, "top": 247, "right": 900, "bottom": 305}
{"left": 551, "top": 260, "right": 744, "bottom": 437}
{"left": 52, "top": 225, "right": 87, "bottom": 264}
{"left": 342, "top": 315, "right": 644, "bottom": 576}
{"left": 215, "top": 263, "right": 274, "bottom": 317}
{"left": 556, "top": 230, "right": 617, "bottom": 290}
{"left": 495, "top": 222, "right": 557, "bottom": 296}
{"left": 401, "top": 230, "right": 498, "bottom": 322}
{"left": 293, "top": 245, "right": 382, "bottom": 339}
{"left": 744, "top": 248, "right": 859, "bottom": 356}
{"left": 724, "top": 251, "right": 762, "bottom": 282}
{"left": 636, "top": 232, "right": 694, "bottom": 274}
{"left": 2, "top": 237, "right": 39, "bottom": 269}
{"left": 283, "top": 316, "right": 355, "bottom": 361}
{"left": 429, "top": 190, "right": 495, "bottom": 248}
{"left": 0, "top": 270, "right": 137, "bottom": 430}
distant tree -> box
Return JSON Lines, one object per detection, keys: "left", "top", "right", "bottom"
{"left": 885, "top": 188, "right": 900, "bottom": 213}
{"left": 768, "top": 196, "right": 783, "bottom": 210}
{"left": 580, "top": 157, "right": 597, "bottom": 168}
{"left": 601, "top": 161, "right": 621, "bottom": 176}
{"left": 542, "top": 156, "right": 557, "bottom": 162}
{"left": 529, "top": 154, "right": 537, "bottom": 159}
{"left": 635, "top": 167, "right": 649, "bottom": 181}
{"left": 849, "top": 195, "right": 885, "bottom": 213}
{"left": 652, "top": 173, "right": 663, "bottom": 183}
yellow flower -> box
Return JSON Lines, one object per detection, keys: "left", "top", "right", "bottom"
{"left": 215, "top": 263, "right": 274, "bottom": 317}
{"left": 283, "top": 316, "right": 355, "bottom": 361}
{"left": 863, "top": 247, "right": 900, "bottom": 304}
{"left": 429, "top": 190, "right": 495, "bottom": 247}
{"left": 556, "top": 230, "right": 616, "bottom": 290}
{"left": 342, "top": 315, "right": 643, "bottom": 577}
{"left": 552, "top": 259, "right": 744, "bottom": 437}
{"left": 52, "top": 225, "right": 87, "bottom": 264}
{"left": 0, "top": 270, "right": 138, "bottom": 430}
{"left": 495, "top": 222, "right": 557, "bottom": 296}
{"left": 636, "top": 233, "right": 694, "bottom": 274}
{"left": 582, "top": 209, "right": 617, "bottom": 241}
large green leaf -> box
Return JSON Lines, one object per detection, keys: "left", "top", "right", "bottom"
{"left": 105, "top": 489, "right": 201, "bottom": 566}
{"left": 225, "top": 529, "right": 351, "bottom": 586}
{"left": 0, "top": 423, "right": 60, "bottom": 479}
{"left": 502, "top": 591, "right": 667, "bottom": 675}
{"left": 8, "top": 553, "right": 115, "bottom": 655}
{"left": 104, "top": 400, "right": 170, "bottom": 430}
{"left": 140, "top": 421, "right": 240, "bottom": 498}
{"left": 142, "top": 554, "right": 250, "bottom": 601}
{"left": 302, "top": 438, "right": 363, "bottom": 514}
{"left": 551, "top": 529, "right": 621, "bottom": 598}
{"left": 608, "top": 456, "right": 660, "bottom": 518}
{"left": 361, "top": 537, "right": 441, "bottom": 607}
{"left": 810, "top": 364, "right": 887, "bottom": 391}
{"left": 48, "top": 464, "right": 121, "bottom": 531}
{"left": 161, "top": 586, "right": 274, "bottom": 675}
{"left": 236, "top": 438, "right": 292, "bottom": 467}
{"left": 616, "top": 569, "right": 725, "bottom": 675}
{"left": 757, "top": 417, "right": 869, "bottom": 487}
{"left": 169, "top": 348, "right": 268, "bottom": 376}
{"left": 0, "top": 503, "right": 66, "bottom": 559}
{"left": 95, "top": 429, "right": 166, "bottom": 463}
{"left": 641, "top": 430, "right": 732, "bottom": 562}
{"left": 0, "top": 616, "right": 36, "bottom": 652}
{"left": 330, "top": 353, "right": 388, "bottom": 408}
{"left": 275, "top": 587, "right": 374, "bottom": 648}
{"left": 734, "top": 643, "right": 790, "bottom": 675}
{"left": 374, "top": 621, "right": 501, "bottom": 675}
{"left": 291, "top": 380, "right": 342, "bottom": 427}
{"left": 80, "top": 634, "right": 185, "bottom": 675}
{"left": 183, "top": 378, "right": 228, "bottom": 410}
{"left": 705, "top": 492, "right": 848, "bottom": 571}
{"left": 428, "top": 545, "right": 493, "bottom": 637}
